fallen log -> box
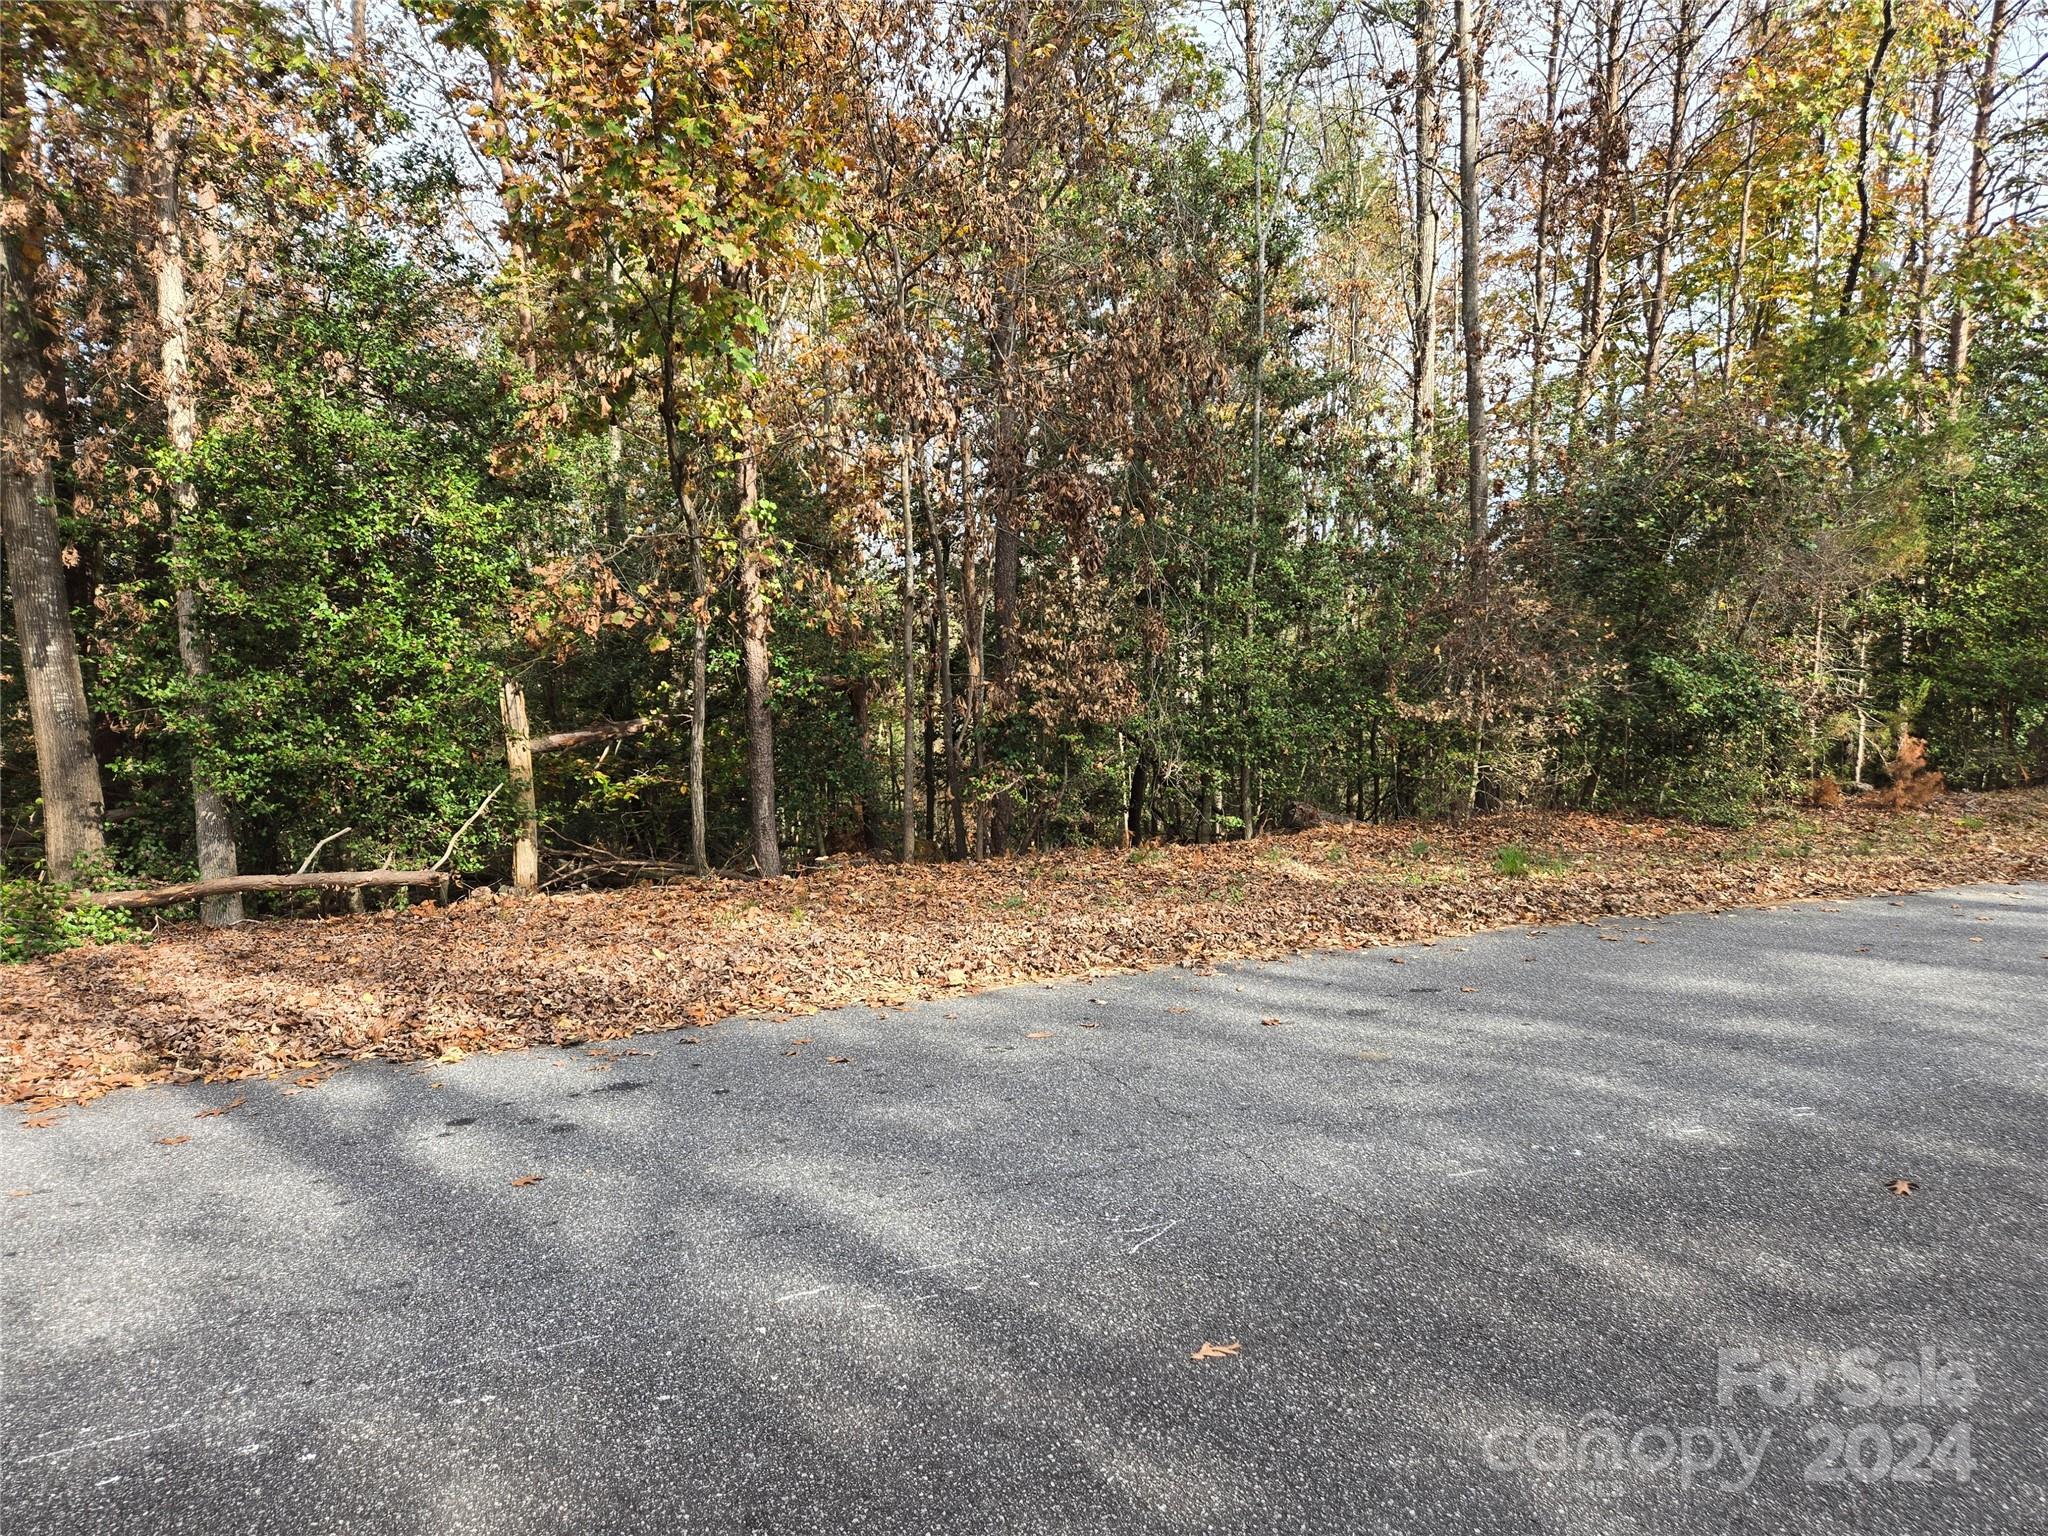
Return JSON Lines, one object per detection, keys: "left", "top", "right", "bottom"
{"left": 78, "top": 868, "right": 452, "bottom": 911}
{"left": 527, "top": 715, "right": 680, "bottom": 754}
{"left": 73, "top": 784, "right": 500, "bottom": 913}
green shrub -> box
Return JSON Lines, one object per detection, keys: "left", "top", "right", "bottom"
{"left": 1, "top": 876, "right": 140, "bottom": 963}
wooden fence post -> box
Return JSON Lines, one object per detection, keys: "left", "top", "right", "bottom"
{"left": 500, "top": 679, "right": 540, "bottom": 894}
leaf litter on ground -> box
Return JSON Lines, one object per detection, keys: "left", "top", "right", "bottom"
{"left": 5, "top": 792, "right": 2045, "bottom": 1113}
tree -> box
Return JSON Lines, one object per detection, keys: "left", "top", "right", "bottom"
{"left": 147, "top": 0, "right": 242, "bottom": 925}
{"left": 1454, "top": 0, "right": 1485, "bottom": 548}
{"left": 422, "top": 0, "right": 845, "bottom": 879}
{"left": 2, "top": 17, "right": 106, "bottom": 879}
{"left": 1410, "top": 0, "right": 1444, "bottom": 495}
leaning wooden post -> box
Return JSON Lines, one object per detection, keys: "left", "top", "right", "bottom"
{"left": 500, "top": 679, "right": 540, "bottom": 894}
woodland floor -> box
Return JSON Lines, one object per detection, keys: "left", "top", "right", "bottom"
{"left": 6, "top": 789, "right": 2047, "bottom": 1116}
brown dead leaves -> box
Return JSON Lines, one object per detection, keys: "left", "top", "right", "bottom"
{"left": 1190, "top": 1340, "right": 1243, "bottom": 1361}
{"left": 4, "top": 790, "right": 2045, "bottom": 1114}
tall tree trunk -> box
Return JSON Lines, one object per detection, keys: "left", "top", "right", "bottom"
{"left": 2, "top": 43, "right": 106, "bottom": 880}
{"left": 1574, "top": 0, "right": 1625, "bottom": 433}
{"left": 986, "top": 0, "right": 1033, "bottom": 854}
{"left": 926, "top": 449, "right": 966, "bottom": 860}
{"left": 1410, "top": 0, "right": 1442, "bottom": 497}
{"left": 657, "top": 245, "right": 709, "bottom": 877}
{"left": 0, "top": 464, "right": 107, "bottom": 882}
{"left": 1244, "top": 0, "right": 1265, "bottom": 571}
{"left": 733, "top": 444, "right": 781, "bottom": 877}
{"left": 1241, "top": 0, "right": 1264, "bottom": 839}
{"left": 1723, "top": 115, "right": 1759, "bottom": 382}
{"left": 1455, "top": 0, "right": 1486, "bottom": 550}
{"left": 686, "top": 496, "right": 709, "bottom": 877}
{"left": 150, "top": 0, "right": 240, "bottom": 926}
{"left": 1840, "top": 0, "right": 1898, "bottom": 314}
{"left": 1909, "top": 70, "right": 1949, "bottom": 397}
{"left": 957, "top": 421, "right": 986, "bottom": 858}
{"left": 899, "top": 433, "right": 918, "bottom": 861}
{"left": 1642, "top": 0, "right": 1696, "bottom": 393}
{"left": 1947, "top": 0, "right": 2011, "bottom": 394}
{"left": 1525, "top": 0, "right": 1566, "bottom": 501}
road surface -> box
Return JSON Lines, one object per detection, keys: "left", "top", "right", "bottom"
{"left": 5, "top": 883, "right": 2045, "bottom": 1534}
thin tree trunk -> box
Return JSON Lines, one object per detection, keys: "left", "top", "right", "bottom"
{"left": 1410, "top": 0, "right": 1442, "bottom": 497}
{"left": 849, "top": 679, "right": 887, "bottom": 855}
{"left": 1840, "top": 0, "right": 1898, "bottom": 314}
{"left": 1947, "top": 0, "right": 2011, "bottom": 393}
{"left": 1242, "top": 0, "right": 1263, "bottom": 840}
{"left": 925, "top": 448, "right": 966, "bottom": 860}
{"left": 686, "top": 495, "right": 710, "bottom": 876}
{"left": 1723, "top": 117, "right": 1758, "bottom": 381}
{"left": 1574, "top": 0, "right": 1625, "bottom": 430}
{"left": 1643, "top": 0, "right": 1696, "bottom": 392}
{"left": 899, "top": 433, "right": 917, "bottom": 861}
{"left": 957, "top": 421, "right": 986, "bottom": 858}
{"left": 150, "top": 1, "right": 240, "bottom": 926}
{"left": 734, "top": 443, "right": 781, "bottom": 877}
{"left": 1909, "top": 71, "right": 1948, "bottom": 394}
{"left": 1455, "top": 0, "right": 1485, "bottom": 549}
{"left": 656, "top": 241, "right": 709, "bottom": 877}
{"left": 1525, "top": 0, "right": 1565, "bottom": 501}
{"left": 987, "top": 0, "right": 1033, "bottom": 855}
{"left": 2, "top": 44, "right": 106, "bottom": 880}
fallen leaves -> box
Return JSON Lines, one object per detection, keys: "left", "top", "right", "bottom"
{"left": 1189, "top": 1340, "right": 1243, "bottom": 1361}
{"left": 6, "top": 791, "right": 2046, "bottom": 1112}
{"left": 1025, "top": 1030, "right": 1053, "bottom": 1039}
{"left": 155, "top": 1135, "right": 190, "bottom": 1147}
{"left": 826, "top": 1056, "right": 851, "bottom": 1065}
{"left": 510, "top": 1173, "right": 544, "bottom": 1188}
{"left": 194, "top": 1096, "right": 245, "bottom": 1119}
{"left": 1888, "top": 1178, "right": 1918, "bottom": 1197}
{"left": 1259, "top": 1016, "right": 1284, "bottom": 1028}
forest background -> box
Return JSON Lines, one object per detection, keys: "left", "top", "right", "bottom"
{"left": 4, "top": 0, "right": 2043, "bottom": 941}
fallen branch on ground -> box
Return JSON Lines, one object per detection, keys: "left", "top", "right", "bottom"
{"left": 73, "top": 785, "right": 501, "bottom": 912}
{"left": 77, "top": 868, "right": 453, "bottom": 911}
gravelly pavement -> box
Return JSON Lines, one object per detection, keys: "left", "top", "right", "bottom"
{"left": 3, "top": 882, "right": 2044, "bottom": 1535}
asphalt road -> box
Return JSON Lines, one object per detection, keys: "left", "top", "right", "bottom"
{"left": 4, "top": 883, "right": 2045, "bottom": 1535}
